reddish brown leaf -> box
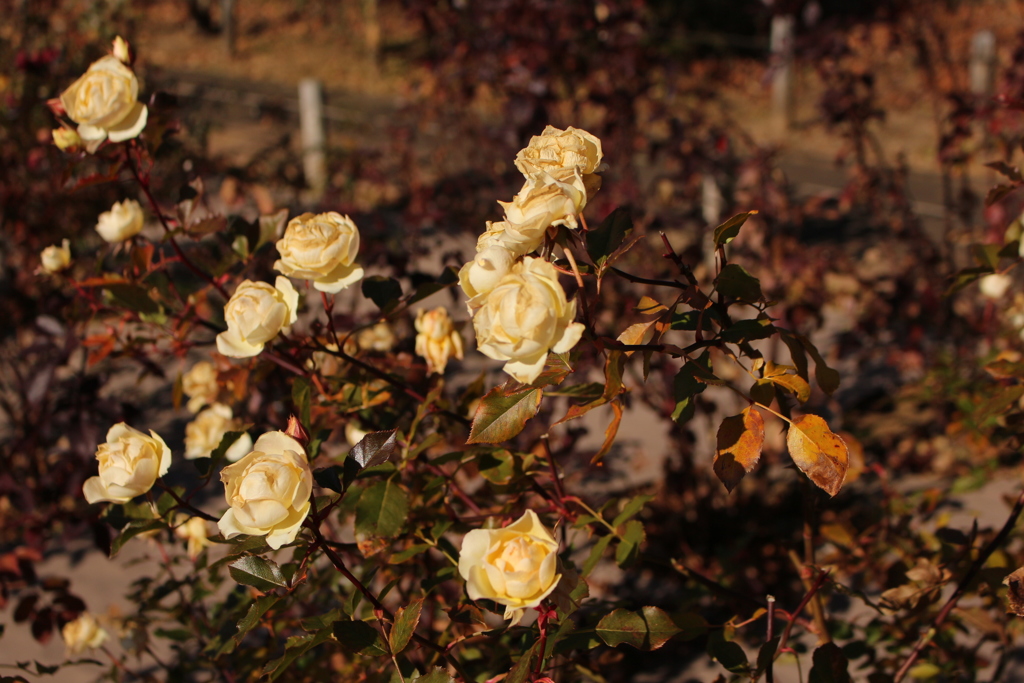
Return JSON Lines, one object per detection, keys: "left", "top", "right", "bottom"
{"left": 591, "top": 400, "right": 624, "bottom": 464}
{"left": 787, "top": 414, "right": 850, "bottom": 496}
{"left": 713, "top": 406, "right": 766, "bottom": 493}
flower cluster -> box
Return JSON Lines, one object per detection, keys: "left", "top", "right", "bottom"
{"left": 459, "top": 126, "right": 601, "bottom": 383}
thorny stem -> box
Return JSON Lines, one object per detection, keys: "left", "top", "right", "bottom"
{"left": 540, "top": 439, "right": 568, "bottom": 513}
{"left": 533, "top": 603, "right": 555, "bottom": 679}
{"left": 155, "top": 483, "right": 219, "bottom": 522}
{"left": 609, "top": 266, "right": 688, "bottom": 290}
{"left": 659, "top": 231, "right": 698, "bottom": 286}
{"left": 893, "top": 489, "right": 1024, "bottom": 683}
{"left": 775, "top": 568, "right": 830, "bottom": 659}
{"left": 303, "top": 508, "right": 472, "bottom": 682}
{"left": 123, "top": 143, "right": 229, "bottom": 299}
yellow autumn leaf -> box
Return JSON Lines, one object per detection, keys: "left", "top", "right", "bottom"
{"left": 713, "top": 406, "right": 766, "bottom": 493}
{"left": 787, "top": 414, "right": 849, "bottom": 496}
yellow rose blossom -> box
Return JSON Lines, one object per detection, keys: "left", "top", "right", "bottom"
{"left": 414, "top": 307, "right": 464, "bottom": 374}
{"left": 472, "top": 257, "right": 584, "bottom": 384}
{"left": 40, "top": 239, "right": 72, "bottom": 273}
{"left": 83, "top": 423, "right": 171, "bottom": 504}
{"left": 62, "top": 613, "right": 109, "bottom": 655}
{"left": 182, "top": 361, "right": 219, "bottom": 413}
{"left": 274, "top": 212, "right": 364, "bottom": 293}
{"left": 216, "top": 277, "right": 299, "bottom": 359}
{"left": 514, "top": 125, "right": 604, "bottom": 177}
{"left": 458, "top": 510, "right": 562, "bottom": 625}
{"left": 175, "top": 515, "right": 210, "bottom": 560}
{"left": 60, "top": 55, "right": 148, "bottom": 150}
{"left": 218, "top": 431, "right": 312, "bottom": 549}
{"left": 95, "top": 199, "right": 144, "bottom": 243}
{"left": 184, "top": 403, "right": 252, "bottom": 461}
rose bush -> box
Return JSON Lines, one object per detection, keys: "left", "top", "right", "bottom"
{"left": 217, "top": 277, "right": 299, "bottom": 358}
{"left": 217, "top": 431, "right": 312, "bottom": 549}
{"left": 83, "top": 423, "right": 171, "bottom": 504}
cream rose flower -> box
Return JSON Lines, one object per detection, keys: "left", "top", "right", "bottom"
{"left": 62, "top": 613, "right": 109, "bottom": 655}
{"left": 458, "top": 510, "right": 562, "bottom": 625}
{"left": 473, "top": 257, "right": 585, "bottom": 384}
{"left": 980, "top": 273, "right": 1011, "bottom": 299}
{"left": 357, "top": 322, "right": 396, "bottom": 353}
{"left": 175, "top": 515, "right": 210, "bottom": 560}
{"left": 274, "top": 212, "right": 364, "bottom": 293}
{"left": 216, "top": 277, "right": 299, "bottom": 358}
{"left": 499, "top": 171, "right": 586, "bottom": 233}
{"left": 184, "top": 403, "right": 253, "bottom": 461}
{"left": 40, "top": 239, "right": 72, "bottom": 273}
{"left": 459, "top": 243, "right": 516, "bottom": 310}
{"left": 95, "top": 199, "right": 144, "bottom": 243}
{"left": 414, "top": 307, "right": 464, "bottom": 374}
{"left": 218, "top": 431, "right": 312, "bottom": 549}
{"left": 514, "top": 125, "right": 603, "bottom": 177}
{"left": 182, "top": 361, "right": 219, "bottom": 413}
{"left": 83, "top": 423, "right": 172, "bottom": 504}
{"left": 60, "top": 55, "right": 148, "bottom": 149}
{"left": 52, "top": 126, "right": 81, "bottom": 151}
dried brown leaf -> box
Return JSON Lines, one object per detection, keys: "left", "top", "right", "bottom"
{"left": 713, "top": 406, "right": 766, "bottom": 493}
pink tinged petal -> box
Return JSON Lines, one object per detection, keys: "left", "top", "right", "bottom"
{"left": 217, "top": 328, "right": 264, "bottom": 358}
{"left": 106, "top": 102, "right": 148, "bottom": 142}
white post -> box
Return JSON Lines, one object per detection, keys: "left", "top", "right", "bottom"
{"left": 298, "top": 78, "right": 327, "bottom": 202}
{"left": 970, "top": 30, "right": 996, "bottom": 97}
{"left": 770, "top": 14, "right": 796, "bottom": 130}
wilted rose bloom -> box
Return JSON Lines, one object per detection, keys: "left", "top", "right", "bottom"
{"left": 216, "top": 277, "right": 299, "bottom": 358}
{"left": 979, "top": 273, "right": 1011, "bottom": 299}
{"left": 459, "top": 243, "right": 516, "bottom": 310}
{"left": 174, "top": 515, "right": 210, "bottom": 560}
{"left": 458, "top": 510, "right": 562, "bottom": 625}
{"left": 499, "top": 171, "right": 586, "bottom": 232}
{"left": 40, "top": 239, "right": 72, "bottom": 273}
{"left": 95, "top": 199, "right": 144, "bottom": 243}
{"left": 184, "top": 403, "right": 253, "bottom": 461}
{"left": 182, "top": 361, "right": 219, "bottom": 413}
{"left": 218, "top": 431, "right": 312, "bottom": 549}
{"left": 415, "top": 307, "right": 464, "bottom": 374}
{"left": 62, "top": 613, "right": 109, "bottom": 655}
{"left": 473, "top": 257, "right": 585, "bottom": 384}
{"left": 52, "top": 126, "right": 81, "bottom": 151}
{"left": 60, "top": 55, "right": 148, "bottom": 150}
{"left": 357, "top": 322, "right": 396, "bottom": 353}
{"left": 274, "top": 212, "right": 364, "bottom": 293}
{"left": 83, "top": 423, "right": 172, "bottom": 504}
{"left": 514, "top": 125, "right": 603, "bottom": 177}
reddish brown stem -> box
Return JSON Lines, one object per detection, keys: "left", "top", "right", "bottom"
{"left": 775, "top": 568, "right": 830, "bottom": 658}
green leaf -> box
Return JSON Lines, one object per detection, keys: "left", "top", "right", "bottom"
{"left": 615, "top": 519, "right": 645, "bottom": 567}
{"left": 755, "top": 636, "right": 780, "bottom": 677}
{"left": 292, "top": 377, "right": 312, "bottom": 429}
{"left": 467, "top": 381, "right": 543, "bottom": 444}
{"left": 332, "top": 620, "right": 388, "bottom": 656}
{"left": 708, "top": 633, "right": 749, "bottom": 673}
{"left": 413, "top": 669, "right": 455, "bottom": 683}
{"left": 799, "top": 335, "right": 841, "bottom": 396}
{"left": 405, "top": 267, "right": 460, "bottom": 307}
{"left": 228, "top": 556, "right": 288, "bottom": 592}
{"left": 478, "top": 449, "right": 516, "bottom": 485}
{"left": 720, "top": 318, "right": 776, "bottom": 344}
{"left": 104, "top": 283, "right": 160, "bottom": 314}
{"left": 611, "top": 495, "right": 654, "bottom": 528}
{"left": 713, "top": 211, "right": 757, "bottom": 247}
{"left": 671, "top": 359, "right": 710, "bottom": 424}
{"left": 596, "top": 606, "right": 681, "bottom": 650}
{"left": 263, "top": 628, "right": 334, "bottom": 680}
{"left": 314, "top": 465, "right": 344, "bottom": 493}
{"left": 235, "top": 595, "right": 279, "bottom": 644}
{"left": 389, "top": 599, "right": 423, "bottom": 655}
{"left": 355, "top": 477, "right": 409, "bottom": 538}
{"left": 750, "top": 379, "right": 776, "bottom": 406}
{"left": 716, "top": 263, "right": 763, "bottom": 302}
{"left": 808, "top": 642, "right": 852, "bottom": 683}
{"left": 505, "top": 642, "right": 540, "bottom": 683}
{"left": 111, "top": 519, "right": 165, "bottom": 557}
{"left": 361, "top": 276, "right": 403, "bottom": 313}
{"left": 582, "top": 535, "right": 614, "bottom": 577}
{"left": 349, "top": 429, "right": 399, "bottom": 469}
{"left": 586, "top": 207, "right": 633, "bottom": 267}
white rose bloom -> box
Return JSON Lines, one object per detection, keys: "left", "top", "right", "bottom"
{"left": 60, "top": 55, "right": 148, "bottom": 149}
{"left": 274, "top": 212, "right": 364, "bottom": 293}
{"left": 182, "top": 361, "right": 219, "bottom": 413}
{"left": 414, "top": 307, "right": 464, "bottom": 374}
{"left": 499, "top": 171, "right": 587, "bottom": 233}
{"left": 458, "top": 244, "right": 515, "bottom": 309}
{"left": 514, "top": 125, "right": 604, "bottom": 177}
{"left": 458, "top": 510, "right": 562, "bottom": 625}
{"left": 979, "top": 273, "right": 1011, "bottom": 299}
{"left": 83, "top": 423, "right": 172, "bottom": 504}
{"left": 62, "top": 613, "right": 109, "bottom": 655}
{"left": 473, "top": 256, "right": 585, "bottom": 384}
{"left": 184, "top": 403, "right": 252, "bottom": 461}
{"left": 95, "top": 199, "right": 144, "bottom": 243}
{"left": 218, "top": 431, "right": 312, "bottom": 549}
{"left": 40, "top": 239, "right": 72, "bottom": 273}
{"left": 216, "top": 277, "right": 299, "bottom": 358}
{"left": 174, "top": 515, "right": 210, "bottom": 560}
